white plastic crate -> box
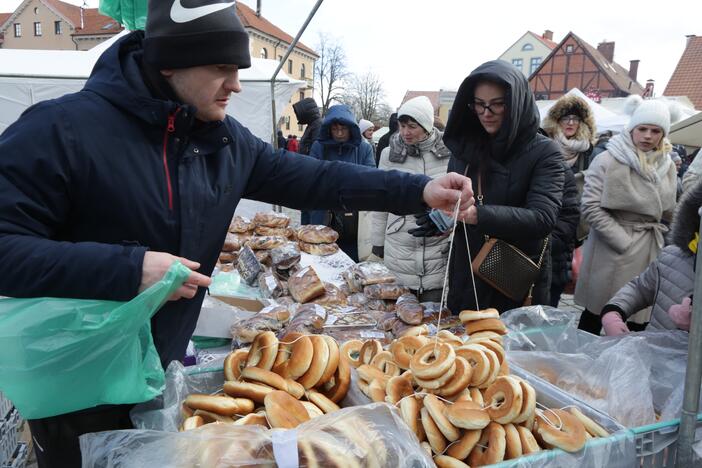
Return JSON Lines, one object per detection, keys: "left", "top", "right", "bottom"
{"left": 1, "top": 442, "right": 27, "bottom": 468}
{"left": 0, "top": 410, "right": 20, "bottom": 466}
{"left": 632, "top": 417, "right": 702, "bottom": 467}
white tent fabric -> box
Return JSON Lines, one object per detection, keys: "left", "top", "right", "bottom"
{"left": 0, "top": 38, "right": 305, "bottom": 139}
{"left": 670, "top": 112, "right": 702, "bottom": 148}
{"left": 536, "top": 88, "right": 628, "bottom": 134}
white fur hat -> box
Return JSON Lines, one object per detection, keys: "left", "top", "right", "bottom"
{"left": 358, "top": 119, "right": 374, "bottom": 135}
{"left": 397, "top": 96, "right": 434, "bottom": 133}
{"left": 625, "top": 96, "right": 671, "bottom": 136}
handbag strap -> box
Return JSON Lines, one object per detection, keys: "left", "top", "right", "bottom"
{"left": 535, "top": 237, "right": 550, "bottom": 268}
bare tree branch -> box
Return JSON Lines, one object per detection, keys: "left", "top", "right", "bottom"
{"left": 314, "top": 33, "right": 349, "bottom": 115}
{"left": 340, "top": 71, "right": 387, "bottom": 121}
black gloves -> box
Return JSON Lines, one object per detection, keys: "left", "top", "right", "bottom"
{"left": 408, "top": 210, "right": 456, "bottom": 238}
{"left": 371, "top": 245, "right": 384, "bottom": 258}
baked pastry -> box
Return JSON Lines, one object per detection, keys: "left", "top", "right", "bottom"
{"left": 288, "top": 266, "right": 325, "bottom": 303}
{"left": 253, "top": 212, "right": 290, "bottom": 228}
{"left": 297, "top": 225, "right": 340, "bottom": 244}
{"left": 270, "top": 242, "right": 301, "bottom": 269}
{"left": 254, "top": 249, "right": 271, "bottom": 266}
{"left": 299, "top": 241, "right": 339, "bottom": 256}
{"left": 229, "top": 215, "right": 254, "bottom": 233}
{"left": 218, "top": 251, "right": 237, "bottom": 263}
{"left": 236, "top": 246, "right": 262, "bottom": 286}
{"left": 230, "top": 305, "right": 290, "bottom": 343}
{"left": 222, "top": 233, "right": 242, "bottom": 252}
{"left": 351, "top": 262, "right": 397, "bottom": 286}
{"left": 245, "top": 236, "right": 287, "bottom": 250}
{"left": 312, "top": 283, "right": 348, "bottom": 306}
{"left": 395, "top": 293, "right": 424, "bottom": 325}
{"left": 254, "top": 225, "right": 295, "bottom": 238}
{"left": 218, "top": 262, "right": 235, "bottom": 273}
{"left": 285, "top": 303, "right": 328, "bottom": 333}
{"left": 363, "top": 283, "right": 410, "bottom": 300}
{"left": 258, "top": 272, "right": 284, "bottom": 299}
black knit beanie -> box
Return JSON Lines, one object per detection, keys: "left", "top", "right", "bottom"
{"left": 143, "top": 0, "right": 251, "bottom": 69}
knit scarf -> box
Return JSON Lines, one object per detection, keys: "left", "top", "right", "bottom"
{"left": 606, "top": 132, "right": 674, "bottom": 183}
{"left": 555, "top": 131, "right": 590, "bottom": 167}
{"left": 388, "top": 128, "right": 451, "bottom": 163}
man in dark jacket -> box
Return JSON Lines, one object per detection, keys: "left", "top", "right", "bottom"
{"left": 549, "top": 162, "right": 580, "bottom": 306}
{"left": 293, "top": 97, "right": 322, "bottom": 155}
{"left": 277, "top": 129, "right": 287, "bottom": 150}
{"left": 376, "top": 112, "right": 398, "bottom": 166}
{"left": 0, "top": 4, "right": 474, "bottom": 467}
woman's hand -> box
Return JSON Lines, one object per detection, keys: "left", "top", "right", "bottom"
{"left": 601, "top": 311, "right": 629, "bottom": 336}
{"left": 668, "top": 297, "right": 692, "bottom": 331}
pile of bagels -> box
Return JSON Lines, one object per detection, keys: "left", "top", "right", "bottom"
{"left": 341, "top": 308, "right": 610, "bottom": 467}
{"left": 181, "top": 330, "right": 350, "bottom": 431}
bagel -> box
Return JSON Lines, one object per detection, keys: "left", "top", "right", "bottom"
{"left": 340, "top": 339, "right": 364, "bottom": 368}
{"left": 420, "top": 442, "right": 433, "bottom": 458}
{"left": 459, "top": 308, "right": 500, "bottom": 322}
{"left": 370, "top": 350, "right": 401, "bottom": 377}
{"left": 447, "top": 428, "right": 481, "bottom": 460}
{"left": 483, "top": 376, "right": 524, "bottom": 424}
{"left": 300, "top": 401, "right": 325, "bottom": 419}
{"left": 569, "top": 407, "right": 609, "bottom": 438}
{"left": 534, "top": 408, "right": 587, "bottom": 452}
{"left": 445, "top": 400, "right": 490, "bottom": 430}
{"left": 305, "top": 389, "right": 340, "bottom": 414}
{"left": 517, "top": 425, "right": 542, "bottom": 454}
{"left": 390, "top": 335, "right": 428, "bottom": 370}
{"left": 437, "top": 356, "right": 472, "bottom": 397}
{"left": 465, "top": 318, "right": 507, "bottom": 335}
{"left": 356, "top": 364, "right": 390, "bottom": 387}
{"left": 410, "top": 342, "right": 456, "bottom": 380}
{"left": 181, "top": 402, "right": 194, "bottom": 419}
{"left": 437, "top": 330, "right": 464, "bottom": 347}
{"left": 477, "top": 338, "right": 505, "bottom": 365}
{"left": 414, "top": 361, "right": 457, "bottom": 390}
{"left": 368, "top": 378, "right": 387, "bottom": 403}
{"left": 222, "top": 381, "right": 274, "bottom": 404}
{"left": 272, "top": 332, "right": 313, "bottom": 379}
{"left": 359, "top": 339, "right": 383, "bottom": 365}
{"left": 223, "top": 349, "right": 249, "bottom": 381}
{"left": 192, "top": 409, "right": 235, "bottom": 424}
{"left": 319, "top": 353, "right": 351, "bottom": 403}
{"left": 181, "top": 415, "right": 205, "bottom": 431}
{"left": 424, "top": 394, "right": 460, "bottom": 441}
{"left": 434, "top": 455, "right": 470, "bottom": 468}
{"left": 468, "top": 422, "right": 506, "bottom": 466}
{"left": 477, "top": 346, "right": 501, "bottom": 389}
{"left": 184, "top": 394, "right": 254, "bottom": 417}
{"left": 241, "top": 367, "right": 288, "bottom": 392}
{"left": 245, "top": 331, "right": 278, "bottom": 370}
{"left": 317, "top": 335, "right": 340, "bottom": 385}
{"left": 504, "top": 423, "right": 523, "bottom": 460}
{"left": 469, "top": 388, "right": 484, "bottom": 407}
{"left": 420, "top": 407, "right": 447, "bottom": 455}
{"left": 467, "top": 331, "right": 504, "bottom": 346}
{"left": 297, "top": 335, "right": 330, "bottom": 389}
{"left": 264, "top": 390, "right": 310, "bottom": 429}
{"left": 456, "top": 344, "right": 490, "bottom": 387}
{"left": 233, "top": 411, "right": 269, "bottom": 427}
{"left": 386, "top": 375, "right": 415, "bottom": 404}
{"left": 453, "top": 388, "right": 473, "bottom": 403}
{"left": 397, "top": 324, "right": 429, "bottom": 337}
{"left": 399, "top": 396, "right": 422, "bottom": 440}
{"left": 513, "top": 378, "right": 536, "bottom": 425}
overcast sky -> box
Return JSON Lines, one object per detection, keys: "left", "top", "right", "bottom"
{"left": 5, "top": 0, "right": 698, "bottom": 109}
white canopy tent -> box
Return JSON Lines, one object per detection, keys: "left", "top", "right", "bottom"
{"left": 670, "top": 112, "right": 702, "bottom": 148}
{"left": 0, "top": 32, "right": 305, "bottom": 139}
{"left": 535, "top": 88, "right": 628, "bottom": 134}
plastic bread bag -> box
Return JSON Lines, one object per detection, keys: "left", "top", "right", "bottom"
{"left": 500, "top": 305, "right": 579, "bottom": 333}
{"left": 82, "top": 403, "right": 434, "bottom": 468}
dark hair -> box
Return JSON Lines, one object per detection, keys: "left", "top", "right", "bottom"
{"left": 398, "top": 115, "right": 421, "bottom": 126}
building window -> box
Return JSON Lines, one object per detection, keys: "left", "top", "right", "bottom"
{"left": 34, "top": 7, "right": 39, "bottom": 14}
{"left": 287, "top": 59, "right": 293, "bottom": 74}
{"left": 530, "top": 57, "right": 542, "bottom": 75}
{"left": 300, "top": 63, "right": 306, "bottom": 78}
{"left": 13, "top": 23, "right": 21, "bottom": 37}
{"left": 566, "top": 45, "right": 574, "bottom": 54}
{"left": 512, "top": 58, "right": 523, "bottom": 71}
{"left": 260, "top": 47, "right": 268, "bottom": 59}
{"left": 522, "top": 43, "right": 534, "bottom": 51}
{"left": 285, "top": 116, "right": 290, "bottom": 130}
{"left": 54, "top": 21, "right": 62, "bottom": 35}
{"left": 299, "top": 91, "right": 305, "bottom": 102}
{"left": 34, "top": 22, "right": 42, "bottom": 36}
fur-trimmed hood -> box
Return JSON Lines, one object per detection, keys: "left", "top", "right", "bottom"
{"left": 670, "top": 179, "right": 702, "bottom": 253}
{"left": 543, "top": 95, "right": 597, "bottom": 145}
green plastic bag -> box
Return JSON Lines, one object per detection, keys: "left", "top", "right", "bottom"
{"left": 99, "top": 0, "right": 147, "bottom": 30}
{"left": 0, "top": 262, "right": 191, "bottom": 419}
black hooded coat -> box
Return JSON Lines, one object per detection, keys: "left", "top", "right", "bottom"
{"left": 442, "top": 60, "right": 565, "bottom": 313}
{"left": 293, "top": 97, "right": 322, "bottom": 155}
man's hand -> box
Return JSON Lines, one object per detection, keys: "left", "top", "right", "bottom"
{"left": 423, "top": 172, "right": 475, "bottom": 221}
{"left": 140, "top": 251, "right": 212, "bottom": 301}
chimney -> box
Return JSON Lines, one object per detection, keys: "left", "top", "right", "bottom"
{"left": 543, "top": 30, "right": 553, "bottom": 41}
{"left": 79, "top": 5, "right": 84, "bottom": 29}
{"left": 628, "top": 60, "right": 640, "bottom": 81}
{"left": 643, "top": 79, "right": 655, "bottom": 98}
{"left": 256, "top": 0, "right": 262, "bottom": 16}
{"left": 686, "top": 34, "right": 697, "bottom": 46}
{"left": 597, "top": 41, "right": 615, "bottom": 62}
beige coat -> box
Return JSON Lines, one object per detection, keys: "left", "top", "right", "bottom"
{"left": 574, "top": 151, "right": 677, "bottom": 321}
{"left": 371, "top": 131, "right": 451, "bottom": 291}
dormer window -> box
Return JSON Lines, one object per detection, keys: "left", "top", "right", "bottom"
{"left": 522, "top": 43, "right": 534, "bottom": 51}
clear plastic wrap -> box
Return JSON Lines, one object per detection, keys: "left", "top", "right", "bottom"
{"left": 500, "top": 305, "right": 579, "bottom": 333}
{"left": 83, "top": 403, "right": 434, "bottom": 468}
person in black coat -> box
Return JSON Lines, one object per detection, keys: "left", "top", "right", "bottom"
{"left": 412, "top": 60, "right": 564, "bottom": 313}
{"left": 376, "top": 112, "right": 398, "bottom": 166}
{"left": 276, "top": 130, "right": 287, "bottom": 150}
{"left": 293, "top": 97, "right": 322, "bottom": 155}
{"left": 549, "top": 162, "right": 580, "bottom": 306}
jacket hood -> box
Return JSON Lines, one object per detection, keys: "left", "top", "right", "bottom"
{"left": 293, "top": 97, "right": 321, "bottom": 125}
{"left": 443, "top": 60, "right": 540, "bottom": 163}
{"left": 388, "top": 113, "right": 399, "bottom": 133}
{"left": 543, "top": 94, "right": 597, "bottom": 145}
{"left": 670, "top": 179, "right": 702, "bottom": 252}
{"left": 317, "top": 105, "right": 361, "bottom": 147}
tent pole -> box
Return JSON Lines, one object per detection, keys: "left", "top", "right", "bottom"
{"left": 676, "top": 210, "right": 702, "bottom": 467}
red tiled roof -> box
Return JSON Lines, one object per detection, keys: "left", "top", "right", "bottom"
{"left": 400, "top": 91, "right": 441, "bottom": 115}
{"left": 42, "top": 0, "right": 123, "bottom": 36}
{"left": 236, "top": 2, "right": 317, "bottom": 57}
{"left": 573, "top": 32, "right": 645, "bottom": 95}
{"left": 664, "top": 36, "right": 702, "bottom": 109}
{"left": 529, "top": 31, "right": 557, "bottom": 50}
{"left": 0, "top": 13, "right": 11, "bottom": 27}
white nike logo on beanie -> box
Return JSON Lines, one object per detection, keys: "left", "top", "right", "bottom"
{"left": 170, "top": 0, "right": 236, "bottom": 24}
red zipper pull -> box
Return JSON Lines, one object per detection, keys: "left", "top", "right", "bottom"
{"left": 167, "top": 113, "right": 176, "bottom": 133}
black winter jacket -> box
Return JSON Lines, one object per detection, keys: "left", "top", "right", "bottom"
{"left": 0, "top": 32, "right": 430, "bottom": 368}
{"left": 550, "top": 164, "right": 580, "bottom": 287}
{"left": 293, "top": 97, "right": 322, "bottom": 155}
{"left": 442, "top": 60, "right": 565, "bottom": 313}
{"left": 376, "top": 113, "right": 399, "bottom": 166}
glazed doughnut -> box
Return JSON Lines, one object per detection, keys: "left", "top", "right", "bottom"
{"left": 410, "top": 342, "right": 456, "bottom": 380}
{"left": 317, "top": 335, "right": 341, "bottom": 385}
{"left": 437, "top": 330, "right": 464, "bottom": 347}
{"left": 569, "top": 407, "right": 609, "bottom": 438}
{"left": 504, "top": 423, "right": 523, "bottom": 460}
{"left": 340, "top": 339, "right": 364, "bottom": 368}
{"left": 253, "top": 212, "right": 290, "bottom": 228}
{"left": 297, "top": 335, "right": 331, "bottom": 389}
{"left": 390, "top": 335, "right": 429, "bottom": 370}
{"left": 245, "top": 331, "right": 278, "bottom": 370}
{"left": 455, "top": 344, "right": 490, "bottom": 387}
{"left": 368, "top": 378, "right": 387, "bottom": 403}
{"left": 434, "top": 455, "right": 470, "bottom": 468}
{"left": 264, "top": 390, "right": 310, "bottom": 429}
{"left": 184, "top": 394, "right": 254, "bottom": 417}
{"left": 298, "top": 241, "right": 340, "bottom": 256}
{"left": 223, "top": 349, "right": 249, "bottom": 381}
{"left": 420, "top": 407, "right": 447, "bottom": 455}
{"left": 233, "top": 410, "right": 269, "bottom": 427}
{"left": 305, "top": 389, "right": 340, "bottom": 414}
{"left": 414, "top": 361, "right": 457, "bottom": 390}
{"left": 423, "top": 394, "right": 460, "bottom": 441}
{"left": 222, "top": 381, "right": 273, "bottom": 404}
{"left": 319, "top": 352, "right": 351, "bottom": 403}
{"left": 517, "top": 425, "right": 542, "bottom": 454}
{"left": 483, "top": 376, "right": 524, "bottom": 424}
{"left": 385, "top": 375, "right": 414, "bottom": 404}
{"left": 370, "top": 350, "right": 401, "bottom": 377}
{"left": 459, "top": 308, "right": 500, "bottom": 323}
{"left": 181, "top": 415, "right": 205, "bottom": 431}
{"left": 437, "top": 356, "right": 472, "bottom": 397}
{"left": 447, "top": 428, "right": 481, "bottom": 460}
{"left": 399, "top": 396, "right": 422, "bottom": 440}
{"left": 272, "top": 332, "right": 313, "bottom": 380}
{"left": 534, "top": 408, "right": 587, "bottom": 452}
{"left": 468, "top": 422, "right": 506, "bottom": 466}
{"left": 192, "top": 409, "right": 235, "bottom": 424}
{"left": 445, "top": 400, "right": 490, "bottom": 430}
{"left": 513, "top": 378, "right": 536, "bottom": 425}
{"left": 359, "top": 339, "right": 383, "bottom": 365}
{"left": 477, "top": 346, "right": 501, "bottom": 389}
{"left": 469, "top": 388, "right": 484, "bottom": 407}
{"left": 465, "top": 318, "right": 507, "bottom": 335}
{"left": 300, "top": 401, "right": 325, "bottom": 419}
{"left": 297, "top": 225, "right": 340, "bottom": 244}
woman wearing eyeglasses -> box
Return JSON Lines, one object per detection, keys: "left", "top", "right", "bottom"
{"left": 543, "top": 95, "right": 596, "bottom": 173}
{"left": 412, "top": 60, "right": 564, "bottom": 314}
